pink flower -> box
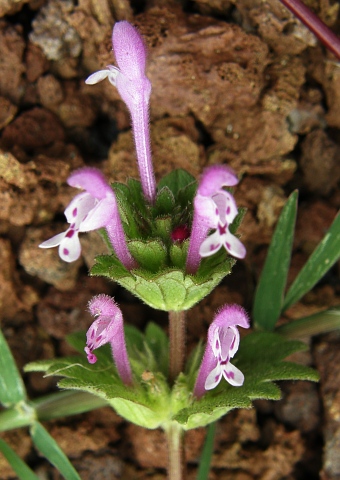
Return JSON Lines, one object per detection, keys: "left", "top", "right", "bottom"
{"left": 85, "top": 294, "right": 132, "bottom": 385}
{"left": 198, "top": 191, "right": 246, "bottom": 259}
{"left": 186, "top": 165, "right": 246, "bottom": 274}
{"left": 193, "top": 304, "right": 249, "bottom": 398}
{"left": 39, "top": 167, "right": 136, "bottom": 269}
{"left": 85, "top": 21, "right": 156, "bottom": 203}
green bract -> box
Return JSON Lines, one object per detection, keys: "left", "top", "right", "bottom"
{"left": 92, "top": 169, "right": 240, "bottom": 311}
{"left": 25, "top": 325, "right": 319, "bottom": 431}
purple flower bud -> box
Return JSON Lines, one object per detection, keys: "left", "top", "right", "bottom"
{"left": 194, "top": 304, "right": 249, "bottom": 398}
{"left": 85, "top": 21, "right": 156, "bottom": 204}
{"left": 39, "top": 167, "right": 137, "bottom": 270}
{"left": 85, "top": 294, "right": 132, "bottom": 385}
{"left": 186, "top": 165, "right": 246, "bottom": 274}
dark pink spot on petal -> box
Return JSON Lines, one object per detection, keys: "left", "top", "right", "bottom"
{"left": 210, "top": 244, "right": 219, "bottom": 251}
{"left": 230, "top": 337, "right": 235, "bottom": 349}
{"left": 72, "top": 208, "right": 78, "bottom": 217}
{"left": 226, "top": 371, "right": 235, "bottom": 379}
{"left": 218, "top": 224, "right": 227, "bottom": 235}
{"left": 226, "top": 242, "right": 231, "bottom": 250}
{"left": 226, "top": 206, "right": 230, "bottom": 215}
{"left": 65, "top": 229, "right": 75, "bottom": 238}
{"left": 63, "top": 248, "right": 69, "bottom": 256}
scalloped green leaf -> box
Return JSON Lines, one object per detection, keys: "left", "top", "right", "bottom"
{"left": 170, "top": 241, "right": 189, "bottom": 268}
{"left": 91, "top": 253, "right": 133, "bottom": 278}
{"left": 151, "top": 216, "right": 173, "bottom": 242}
{"left": 91, "top": 252, "right": 233, "bottom": 311}
{"left": 128, "top": 240, "right": 167, "bottom": 272}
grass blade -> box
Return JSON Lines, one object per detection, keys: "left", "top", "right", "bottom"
{"left": 0, "top": 329, "right": 26, "bottom": 406}
{"left": 196, "top": 421, "right": 216, "bottom": 480}
{"left": 276, "top": 306, "right": 340, "bottom": 339}
{"left": 0, "top": 439, "right": 39, "bottom": 480}
{"left": 30, "top": 421, "right": 81, "bottom": 480}
{"left": 283, "top": 212, "right": 340, "bottom": 311}
{"left": 253, "top": 191, "right": 298, "bottom": 330}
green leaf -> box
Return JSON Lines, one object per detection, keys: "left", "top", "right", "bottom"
{"left": 197, "top": 422, "right": 216, "bottom": 480}
{"left": 112, "top": 181, "right": 148, "bottom": 239}
{"left": 124, "top": 324, "right": 145, "bottom": 354}
{"left": 151, "top": 216, "right": 173, "bottom": 242}
{"left": 91, "top": 254, "right": 233, "bottom": 310}
{"left": 25, "top": 351, "right": 172, "bottom": 429}
{"left": 91, "top": 253, "right": 133, "bottom": 278}
{"left": 276, "top": 306, "right": 340, "bottom": 339}
{"left": 155, "top": 186, "right": 175, "bottom": 214}
{"left": 253, "top": 191, "right": 298, "bottom": 330}
{"left": 0, "top": 439, "right": 39, "bottom": 480}
{"left": 0, "top": 329, "right": 26, "bottom": 406}
{"left": 283, "top": 212, "right": 340, "bottom": 311}
{"left": 128, "top": 240, "right": 168, "bottom": 272}
{"left": 145, "top": 323, "right": 169, "bottom": 377}
{"left": 30, "top": 422, "right": 81, "bottom": 480}
{"left": 170, "top": 241, "right": 189, "bottom": 268}
{"left": 157, "top": 169, "right": 196, "bottom": 198}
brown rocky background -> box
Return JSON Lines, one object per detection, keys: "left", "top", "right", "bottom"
{"left": 0, "top": 0, "right": 339, "bottom": 478}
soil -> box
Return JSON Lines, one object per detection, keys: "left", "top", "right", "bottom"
{"left": 0, "top": 0, "right": 339, "bottom": 479}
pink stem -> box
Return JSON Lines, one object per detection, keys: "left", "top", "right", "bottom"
{"left": 279, "top": 0, "right": 340, "bottom": 59}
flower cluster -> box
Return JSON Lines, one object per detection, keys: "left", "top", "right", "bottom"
{"left": 39, "top": 20, "right": 249, "bottom": 398}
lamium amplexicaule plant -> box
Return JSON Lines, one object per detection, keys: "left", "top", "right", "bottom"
{"left": 1, "top": 10, "right": 340, "bottom": 480}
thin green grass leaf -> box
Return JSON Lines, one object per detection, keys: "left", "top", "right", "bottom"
{"left": 276, "top": 306, "right": 340, "bottom": 338}
{"left": 253, "top": 191, "right": 298, "bottom": 330}
{"left": 196, "top": 421, "right": 216, "bottom": 480}
{"left": 0, "top": 439, "right": 39, "bottom": 480}
{"left": 30, "top": 422, "right": 81, "bottom": 480}
{"left": 283, "top": 212, "right": 340, "bottom": 311}
{"left": 0, "top": 329, "right": 26, "bottom": 406}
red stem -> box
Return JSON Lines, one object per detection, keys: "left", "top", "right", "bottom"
{"left": 279, "top": 0, "right": 340, "bottom": 59}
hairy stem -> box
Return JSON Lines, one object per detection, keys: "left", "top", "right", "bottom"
{"left": 165, "top": 422, "right": 185, "bottom": 480}
{"left": 279, "top": 0, "right": 340, "bottom": 59}
{"left": 169, "top": 311, "right": 186, "bottom": 384}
